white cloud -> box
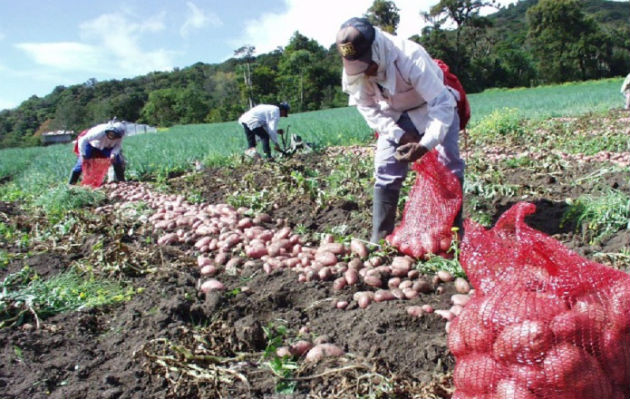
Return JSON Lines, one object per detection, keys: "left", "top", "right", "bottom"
{"left": 15, "top": 42, "right": 102, "bottom": 71}
{"left": 234, "top": 0, "right": 519, "bottom": 54}
{"left": 15, "top": 11, "right": 175, "bottom": 78}
{"left": 180, "top": 2, "right": 223, "bottom": 38}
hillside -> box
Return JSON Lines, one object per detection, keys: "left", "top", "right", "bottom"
{"left": 0, "top": 0, "right": 628, "bottom": 149}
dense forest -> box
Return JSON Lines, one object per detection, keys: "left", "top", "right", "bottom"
{"left": 0, "top": 0, "right": 628, "bottom": 149}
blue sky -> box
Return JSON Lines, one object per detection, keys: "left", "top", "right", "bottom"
{"left": 0, "top": 0, "right": 519, "bottom": 112}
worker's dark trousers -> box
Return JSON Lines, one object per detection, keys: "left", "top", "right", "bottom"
{"left": 243, "top": 124, "right": 271, "bottom": 158}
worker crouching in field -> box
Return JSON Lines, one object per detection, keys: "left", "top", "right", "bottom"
{"left": 336, "top": 17, "right": 465, "bottom": 243}
{"left": 68, "top": 121, "right": 126, "bottom": 185}
{"left": 238, "top": 102, "right": 289, "bottom": 160}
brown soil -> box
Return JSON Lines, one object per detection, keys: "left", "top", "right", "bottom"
{"left": 0, "top": 112, "right": 628, "bottom": 399}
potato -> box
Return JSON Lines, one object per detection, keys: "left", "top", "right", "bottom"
{"left": 437, "top": 270, "right": 453, "bottom": 282}
{"left": 374, "top": 289, "right": 395, "bottom": 302}
{"left": 421, "top": 304, "right": 434, "bottom": 313}
{"left": 357, "top": 292, "right": 372, "bottom": 309}
{"left": 543, "top": 343, "right": 612, "bottom": 398}
{"left": 350, "top": 238, "right": 368, "bottom": 259}
{"left": 289, "top": 340, "right": 313, "bottom": 357}
{"left": 454, "top": 277, "right": 471, "bottom": 294}
{"left": 197, "top": 255, "right": 212, "bottom": 268}
{"left": 451, "top": 294, "right": 470, "bottom": 307}
{"left": 402, "top": 288, "right": 418, "bottom": 299}
{"left": 344, "top": 269, "right": 359, "bottom": 285}
{"left": 407, "top": 306, "right": 424, "bottom": 317}
{"left": 387, "top": 277, "right": 401, "bottom": 289}
{"left": 447, "top": 318, "right": 467, "bottom": 357}
{"left": 348, "top": 258, "right": 363, "bottom": 270}
{"left": 315, "top": 251, "right": 337, "bottom": 266}
{"left": 276, "top": 346, "right": 292, "bottom": 358}
{"left": 304, "top": 343, "right": 344, "bottom": 362}
{"left": 509, "top": 364, "right": 546, "bottom": 392}
{"left": 200, "top": 279, "right": 225, "bottom": 293}
{"left": 333, "top": 277, "right": 347, "bottom": 291}
{"left": 494, "top": 379, "right": 536, "bottom": 399}
{"left": 200, "top": 265, "right": 218, "bottom": 276}
{"left": 336, "top": 301, "right": 348, "bottom": 309}
{"left": 319, "top": 242, "right": 345, "bottom": 255}
{"left": 363, "top": 274, "right": 382, "bottom": 288}
{"left": 435, "top": 309, "right": 455, "bottom": 321}
{"left": 453, "top": 354, "right": 502, "bottom": 395}
{"left": 492, "top": 320, "right": 552, "bottom": 364}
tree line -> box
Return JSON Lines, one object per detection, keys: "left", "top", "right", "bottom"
{"left": 0, "top": 0, "right": 628, "bottom": 149}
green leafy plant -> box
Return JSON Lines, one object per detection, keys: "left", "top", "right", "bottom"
{"left": 562, "top": 189, "right": 630, "bottom": 244}
{"left": 0, "top": 266, "right": 132, "bottom": 328}
{"left": 262, "top": 322, "right": 298, "bottom": 394}
{"left": 34, "top": 185, "right": 106, "bottom": 223}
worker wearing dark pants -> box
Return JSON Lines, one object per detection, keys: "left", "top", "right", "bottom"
{"left": 242, "top": 124, "right": 272, "bottom": 159}
{"left": 372, "top": 111, "right": 464, "bottom": 242}
{"left": 69, "top": 144, "right": 125, "bottom": 184}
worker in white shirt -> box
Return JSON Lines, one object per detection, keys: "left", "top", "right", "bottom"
{"left": 69, "top": 120, "right": 126, "bottom": 184}
{"left": 621, "top": 72, "right": 630, "bottom": 110}
{"left": 238, "top": 102, "right": 290, "bottom": 159}
{"left": 336, "top": 17, "right": 464, "bottom": 243}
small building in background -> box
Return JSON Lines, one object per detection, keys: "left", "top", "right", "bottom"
{"left": 125, "top": 123, "right": 157, "bottom": 136}
{"left": 41, "top": 130, "right": 75, "bottom": 145}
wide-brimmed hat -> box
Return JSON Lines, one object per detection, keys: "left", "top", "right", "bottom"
{"left": 336, "top": 17, "right": 375, "bottom": 75}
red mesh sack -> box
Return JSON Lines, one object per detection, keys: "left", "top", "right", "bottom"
{"left": 81, "top": 158, "right": 111, "bottom": 188}
{"left": 450, "top": 202, "right": 630, "bottom": 399}
{"left": 386, "top": 150, "right": 462, "bottom": 259}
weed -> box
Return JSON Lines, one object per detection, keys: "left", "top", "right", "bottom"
{"left": 562, "top": 189, "right": 630, "bottom": 244}
{"left": 0, "top": 266, "right": 131, "bottom": 328}
{"left": 34, "top": 185, "right": 106, "bottom": 224}
{"left": 262, "top": 321, "right": 298, "bottom": 394}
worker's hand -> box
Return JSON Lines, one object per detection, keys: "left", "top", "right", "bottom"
{"left": 277, "top": 129, "right": 284, "bottom": 135}
{"left": 398, "top": 131, "right": 420, "bottom": 146}
{"left": 394, "top": 143, "right": 428, "bottom": 163}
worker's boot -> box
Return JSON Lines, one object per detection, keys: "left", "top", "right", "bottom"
{"left": 370, "top": 187, "right": 400, "bottom": 243}
{"left": 113, "top": 163, "right": 125, "bottom": 182}
{"left": 68, "top": 170, "right": 81, "bottom": 185}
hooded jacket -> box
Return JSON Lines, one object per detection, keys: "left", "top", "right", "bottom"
{"left": 342, "top": 29, "right": 456, "bottom": 150}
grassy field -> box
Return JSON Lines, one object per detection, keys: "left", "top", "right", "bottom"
{"left": 0, "top": 77, "right": 625, "bottom": 202}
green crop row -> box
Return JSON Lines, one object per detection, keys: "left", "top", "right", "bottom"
{"left": 0, "top": 77, "right": 625, "bottom": 203}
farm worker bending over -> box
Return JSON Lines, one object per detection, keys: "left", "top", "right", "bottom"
{"left": 68, "top": 121, "right": 126, "bottom": 185}
{"left": 336, "top": 17, "right": 464, "bottom": 243}
{"left": 621, "top": 72, "right": 630, "bottom": 110}
{"left": 238, "top": 102, "right": 290, "bottom": 160}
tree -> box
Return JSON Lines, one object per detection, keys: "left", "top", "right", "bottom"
{"left": 365, "top": 0, "right": 400, "bottom": 34}
{"left": 423, "top": 0, "right": 496, "bottom": 75}
{"left": 140, "top": 89, "right": 179, "bottom": 126}
{"left": 527, "top": 0, "right": 611, "bottom": 83}
{"left": 234, "top": 45, "right": 256, "bottom": 108}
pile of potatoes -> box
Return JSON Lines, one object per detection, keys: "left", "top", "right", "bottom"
{"left": 101, "top": 182, "right": 474, "bottom": 321}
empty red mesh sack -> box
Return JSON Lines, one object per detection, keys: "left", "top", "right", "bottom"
{"left": 81, "top": 158, "right": 110, "bottom": 188}
{"left": 386, "top": 150, "right": 462, "bottom": 259}
{"left": 450, "top": 202, "right": 630, "bottom": 399}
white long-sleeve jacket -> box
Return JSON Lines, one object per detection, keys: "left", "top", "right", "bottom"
{"left": 238, "top": 104, "right": 281, "bottom": 144}
{"left": 78, "top": 122, "right": 125, "bottom": 157}
{"left": 342, "top": 29, "right": 456, "bottom": 150}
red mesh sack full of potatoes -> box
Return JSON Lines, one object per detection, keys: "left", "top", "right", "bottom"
{"left": 449, "top": 202, "right": 630, "bottom": 399}
{"left": 386, "top": 150, "right": 462, "bottom": 259}
{"left": 81, "top": 157, "right": 111, "bottom": 188}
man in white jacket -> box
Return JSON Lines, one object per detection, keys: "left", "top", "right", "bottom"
{"left": 238, "top": 102, "right": 289, "bottom": 159}
{"left": 336, "top": 17, "right": 464, "bottom": 243}
{"left": 69, "top": 120, "right": 126, "bottom": 184}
